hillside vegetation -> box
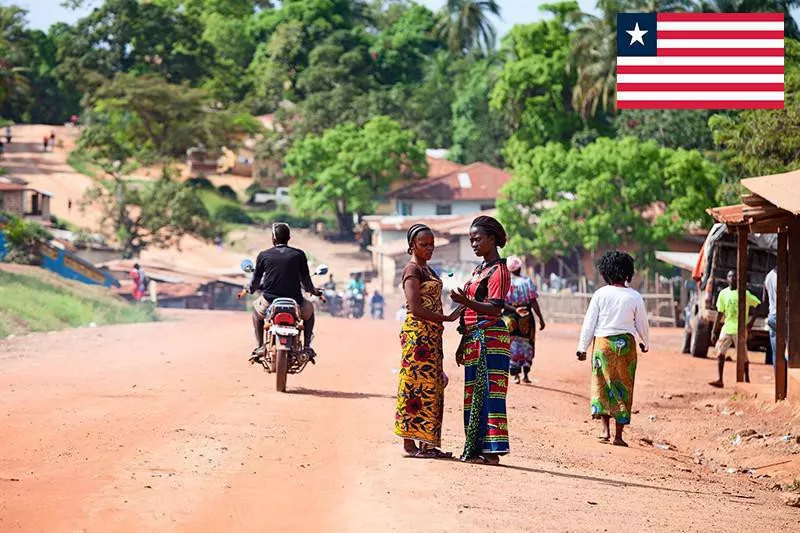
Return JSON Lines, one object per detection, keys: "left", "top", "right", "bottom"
{"left": 0, "top": 265, "right": 157, "bottom": 337}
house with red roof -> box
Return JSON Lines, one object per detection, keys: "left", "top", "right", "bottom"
{"left": 389, "top": 160, "right": 511, "bottom": 217}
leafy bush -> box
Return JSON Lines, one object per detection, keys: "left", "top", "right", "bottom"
{"left": 217, "top": 184, "right": 238, "bottom": 200}
{"left": 255, "top": 208, "right": 319, "bottom": 229}
{"left": 0, "top": 212, "right": 51, "bottom": 265}
{"left": 186, "top": 176, "right": 214, "bottom": 189}
{"left": 214, "top": 204, "right": 252, "bottom": 224}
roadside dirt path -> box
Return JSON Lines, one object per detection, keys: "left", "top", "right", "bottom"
{"left": 1, "top": 312, "right": 798, "bottom": 532}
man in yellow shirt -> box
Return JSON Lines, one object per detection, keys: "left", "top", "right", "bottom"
{"left": 709, "top": 270, "right": 761, "bottom": 388}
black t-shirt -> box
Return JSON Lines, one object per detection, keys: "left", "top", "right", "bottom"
{"left": 249, "top": 245, "right": 315, "bottom": 304}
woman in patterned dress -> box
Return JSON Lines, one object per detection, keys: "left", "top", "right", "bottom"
{"left": 577, "top": 251, "right": 650, "bottom": 447}
{"left": 395, "top": 224, "right": 462, "bottom": 458}
{"left": 503, "top": 256, "right": 546, "bottom": 384}
{"left": 450, "top": 216, "right": 512, "bottom": 465}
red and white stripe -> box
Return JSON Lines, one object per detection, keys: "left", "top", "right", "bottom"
{"left": 617, "top": 13, "right": 785, "bottom": 110}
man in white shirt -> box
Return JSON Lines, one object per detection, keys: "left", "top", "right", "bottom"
{"left": 763, "top": 267, "right": 781, "bottom": 366}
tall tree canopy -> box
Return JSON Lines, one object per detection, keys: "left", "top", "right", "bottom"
{"left": 498, "top": 137, "right": 722, "bottom": 268}
{"left": 285, "top": 116, "right": 427, "bottom": 234}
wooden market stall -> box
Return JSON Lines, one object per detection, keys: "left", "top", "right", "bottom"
{"left": 707, "top": 170, "right": 799, "bottom": 401}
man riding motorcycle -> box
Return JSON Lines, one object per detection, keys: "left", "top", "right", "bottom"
{"left": 240, "top": 223, "right": 323, "bottom": 362}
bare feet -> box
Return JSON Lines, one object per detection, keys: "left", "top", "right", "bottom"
{"left": 708, "top": 380, "right": 724, "bottom": 388}
{"left": 612, "top": 438, "right": 629, "bottom": 447}
{"left": 523, "top": 374, "right": 532, "bottom": 384}
{"left": 514, "top": 375, "right": 521, "bottom": 385}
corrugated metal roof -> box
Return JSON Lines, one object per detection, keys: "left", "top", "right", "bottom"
{"left": 707, "top": 204, "right": 745, "bottom": 225}
{"left": 741, "top": 170, "right": 800, "bottom": 215}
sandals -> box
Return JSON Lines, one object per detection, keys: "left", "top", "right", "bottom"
{"left": 463, "top": 454, "right": 500, "bottom": 465}
{"left": 409, "top": 448, "right": 453, "bottom": 459}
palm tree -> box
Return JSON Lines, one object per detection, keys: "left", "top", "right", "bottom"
{"left": 436, "top": 0, "right": 502, "bottom": 55}
{"left": 569, "top": 0, "right": 693, "bottom": 119}
{"left": 0, "top": 59, "right": 28, "bottom": 110}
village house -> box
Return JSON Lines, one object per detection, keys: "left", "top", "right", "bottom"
{"left": 0, "top": 177, "right": 52, "bottom": 222}
{"left": 365, "top": 210, "right": 497, "bottom": 294}
{"left": 389, "top": 159, "right": 511, "bottom": 217}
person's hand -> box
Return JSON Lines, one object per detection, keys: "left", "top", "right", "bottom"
{"left": 237, "top": 289, "right": 248, "bottom": 300}
{"left": 539, "top": 319, "right": 546, "bottom": 331}
{"left": 639, "top": 342, "right": 649, "bottom": 353}
{"left": 455, "top": 339, "right": 465, "bottom": 366}
{"left": 444, "top": 305, "right": 465, "bottom": 322}
{"left": 450, "top": 288, "right": 468, "bottom": 306}
{"left": 576, "top": 351, "right": 587, "bottom": 361}
{"left": 711, "top": 333, "right": 718, "bottom": 345}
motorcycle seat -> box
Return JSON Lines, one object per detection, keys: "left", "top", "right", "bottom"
{"left": 268, "top": 298, "right": 300, "bottom": 316}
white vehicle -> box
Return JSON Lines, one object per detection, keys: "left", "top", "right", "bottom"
{"left": 249, "top": 187, "right": 292, "bottom": 210}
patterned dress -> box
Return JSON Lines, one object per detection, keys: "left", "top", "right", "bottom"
{"left": 591, "top": 334, "right": 638, "bottom": 425}
{"left": 503, "top": 275, "right": 538, "bottom": 375}
{"left": 459, "top": 259, "right": 512, "bottom": 459}
{"left": 394, "top": 263, "right": 446, "bottom": 447}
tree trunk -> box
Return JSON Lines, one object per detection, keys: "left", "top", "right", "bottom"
{"left": 336, "top": 211, "right": 354, "bottom": 238}
{"left": 335, "top": 198, "right": 354, "bottom": 239}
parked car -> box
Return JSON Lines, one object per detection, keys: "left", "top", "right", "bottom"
{"left": 248, "top": 187, "right": 291, "bottom": 210}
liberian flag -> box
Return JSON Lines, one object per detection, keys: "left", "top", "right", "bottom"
{"left": 616, "top": 12, "right": 785, "bottom": 109}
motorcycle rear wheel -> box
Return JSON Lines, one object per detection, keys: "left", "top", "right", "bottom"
{"left": 275, "top": 348, "right": 289, "bottom": 392}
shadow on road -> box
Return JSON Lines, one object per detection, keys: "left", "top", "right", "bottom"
{"left": 531, "top": 384, "right": 590, "bottom": 401}
{"left": 498, "top": 464, "right": 706, "bottom": 495}
{"left": 290, "top": 387, "right": 394, "bottom": 400}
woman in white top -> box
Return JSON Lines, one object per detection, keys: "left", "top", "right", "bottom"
{"left": 577, "top": 251, "right": 650, "bottom": 447}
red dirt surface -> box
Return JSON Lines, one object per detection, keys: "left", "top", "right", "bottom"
{"left": 1, "top": 312, "right": 798, "bottom": 532}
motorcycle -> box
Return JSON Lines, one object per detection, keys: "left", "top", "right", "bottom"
{"left": 239, "top": 259, "right": 328, "bottom": 393}
{"left": 321, "top": 289, "right": 344, "bottom": 316}
{"left": 371, "top": 301, "right": 384, "bottom": 320}
{"left": 346, "top": 289, "right": 365, "bottom": 319}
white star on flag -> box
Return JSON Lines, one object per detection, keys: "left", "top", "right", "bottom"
{"left": 626, "top": 22, "right": 648, "bottom": 46}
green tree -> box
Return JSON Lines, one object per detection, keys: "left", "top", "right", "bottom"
{"left": 498, "top": 137, "right": 722, "bottom": 268}
{"left": 57, "top": 0, "right": 214, "bottom": 92}
{"left": 0, "top": 5, "right": 30, "bottom": 111}
{"left": 285, "top": 116, "right": 427, "bottom": 235}
{"left": 436, "top": 0, "right": 502, "bottom": 55}
{"left": 569, "top": 0, "right": 691, "bottom": 119}
{"left": 81, "top": 168, "right": 217, "bottom": 259}
{"left": 371, "top": 3, "right": 443, "bottom": 86}
{"left": 708, "top": 39, "right": 800, "bottom": 199}
{"left": 450, "top": 57, "right": 506, "bottom": 165}
{"left": 85, "top": 73, "right": 261, "bottom": 160}
{"left": 614, "top": 109, "right": 715, "bottom": 151}
{"left": 491, "top": 2, "right": 582, "bottom": 168}
{"left": 294, "top": 28, "right": 378, "bottom": 134}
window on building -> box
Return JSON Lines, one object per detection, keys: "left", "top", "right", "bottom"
{"left": 398, "top": 202, "right": 413, "bottom": 216}
{"left": 479, "top": 203, "right": 495, "bottom": 212}
{"left": 436, "top": 204, "right": 452, "bottom": 215}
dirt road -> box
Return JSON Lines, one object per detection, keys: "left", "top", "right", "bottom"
{"left": 1, "top": 312, "right": 798, "bottom": 532}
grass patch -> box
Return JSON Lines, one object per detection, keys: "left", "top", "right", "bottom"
{"left": 0, "top": 268, "right": 158, "bottom": 337}
{"left": 198, "top": 189, "right": 240, "bottom": 213}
